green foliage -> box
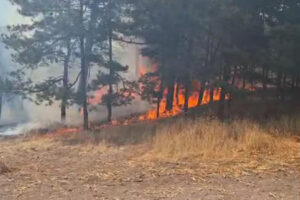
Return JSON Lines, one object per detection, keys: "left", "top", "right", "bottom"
{"left": 130, "top": 0, "right": 300, "bottom": 111}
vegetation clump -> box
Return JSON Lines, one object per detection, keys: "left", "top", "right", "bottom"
{"left": 152, "top": 118, "right": 299, "bottom": 160}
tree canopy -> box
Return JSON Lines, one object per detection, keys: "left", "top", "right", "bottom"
{"left": 1, "top": 0, "right": 300, "bottom": 127}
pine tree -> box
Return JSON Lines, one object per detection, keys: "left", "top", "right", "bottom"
{"left": 3, "top": 0, "right": 78, "bottom": 123}
{"left": 90, "top": 0, "right": 136, "bottom": 123}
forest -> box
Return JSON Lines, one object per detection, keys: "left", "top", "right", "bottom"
{"left": 0, "top": 0, "right": 300, "bottom": 199}
{"left": 0, "top": 0, "right": 299, "bottom": 128}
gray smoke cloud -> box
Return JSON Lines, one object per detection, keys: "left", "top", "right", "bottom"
{"left": 0, "top": 35, "right": 28, "bottom": 125}
{"left": 0, "top": 33, "right": 149, "bottom": 127}
{"left": 0, "top": 1, "right": 151, "bottom": 130}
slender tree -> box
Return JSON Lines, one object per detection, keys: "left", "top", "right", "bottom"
{"left": 3, "top": 0, "right": 78, "bottom": 123}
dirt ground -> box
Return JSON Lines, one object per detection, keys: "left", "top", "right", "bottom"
{"left": 0, "top": 133, "right": 299, "bottom": 200}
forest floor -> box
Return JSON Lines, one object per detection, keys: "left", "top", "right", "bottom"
{"left": 0, "top": 127, "right": 300, "bottom": 200}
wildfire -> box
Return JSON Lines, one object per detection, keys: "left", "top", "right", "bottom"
{"left": 43, "top": 127, "right": 81, "bottom": 137}
{"left": 87, "top": 63, "right": 231, "bottom": 125}
{"left": 89, "top": 86, "right": 108, "bottom": 105}
{"left": 138, "top": 84, "right": 225, "bottom": 121}
{"left": 139, "top": 65, "right": 148, "bottom": 77}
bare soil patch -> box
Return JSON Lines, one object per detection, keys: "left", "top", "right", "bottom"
{"left": 0, "top": 131, "right": 299, "bottom": 200}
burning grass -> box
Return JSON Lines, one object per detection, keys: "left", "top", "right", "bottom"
{"left": 152, "top": 118, "right": 299, "bottom": 161}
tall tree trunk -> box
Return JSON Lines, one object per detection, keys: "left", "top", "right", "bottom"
{"left": 165, "top": 80, "right": 175, "bottom": 111}
{"left": 291, "top": 76, "right": 295, "bottom": 89}
{"left": 262, "top": 66, "right": 267, "bottom": 91}
{"left": 61, "top": 39, "right": 71, "bottom": 123}
{"left": 231, "top": 66, "right": 237, "bottom": 86}
{"left": 296, "top": 73, "right": 300, "bottom": 88}
{"left": 262, "top": 66, "right": 269, "bottom": 101}
{"left": 106, "top": 0, "right": 115, "bottom": 122}
{"left": 0, "top": 92, "right": 2, "bottom": 121}
{"left": 281, "top": 73, "right": 286, "bottom": 102}
{"left": 277, "top": 71, "right": 282, "bottom": 101}
{"left": 183, "top": 37, "right": 193, "bottom": 113}
{"left": 79, "top": 0, "right": 99, "bottom": 129}
{"left": 228, "top": 66, "right": 237, "bottom": 110}
{"left": 218, "top": 87, "right": 226, "bottom": 120}
{"left": 227, "top": 93, "right": 233, "bottom": 111}
{"left": 219, "top": 65, "right": 229, "bottom": 120}
{"left": 107, "top": 29, "right": 113, "bottom": 122}
{"left": 184, "top": 80, "right": 190, "bottom": 113}
{"left": 61, "top": 0, "right": 72, "bottom": 124}
{"left": 79, "top": 1, "right": 88, "bottom": 130}
{"left": 175, "top": 82, "right": 180, "bottom": 105}
{"left": 242, "top": 66, "right": 247, "bottom": 89}
{"left": 197, "top": 80, "right": 206, "bottom": 107}
{"left": 156, "top": 98, "right": 161, "bottom": 118}
{"left": 210, "top": 87, "right": 214, "bottom": 105}
{"left": 155, "top": 80, "right": 164, "bottom": 118}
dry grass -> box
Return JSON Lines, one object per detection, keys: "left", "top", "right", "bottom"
{"left": 263, "top": 115, "right": 300, "bottom": 136}
{"left": 3, "top": 115, "right": 298, "bottom": 167}
{"left": 0, "top": 160, "right": 11, "bottom": 174}
{"left": 152, "top": 118, "right": 299, "bottom": 161}
{"left": 18, "top": 116, "right": 298, "bottom": 164}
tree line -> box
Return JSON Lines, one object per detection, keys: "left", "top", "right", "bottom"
{"left": 0, "top": 0, "right": 299, "bottom": 129}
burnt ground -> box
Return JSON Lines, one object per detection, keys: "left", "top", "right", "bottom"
{"left": 0, "top": 133, "right": 299, "bottom": 200}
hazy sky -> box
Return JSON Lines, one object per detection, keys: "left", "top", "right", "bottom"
{"left": 0, "top": 0, "right": 24, "bottom": 27}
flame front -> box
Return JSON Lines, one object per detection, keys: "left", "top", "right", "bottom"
{"left": 87, "top": 63, "right": 230, "bottom": 124}
{"left": 138, "top": 84, "right": 224, "bottom": 121}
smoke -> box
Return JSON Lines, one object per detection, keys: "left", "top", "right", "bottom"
{"left": 0, "top": 2, "right": 151, "bottom": 135}
{"left": 0, "top": 42, "right": 152, "bottom": 136}
{"left": 0, "top": 122, "right": 43, "bottom": 136}
{"left": 23, "top": 42, "right": 150, "bottom": 124}
{"left": 0, "top": 37, "right": 28, "bottom": 125}
{"left": 0, "top": 37, "right": 150, "bottom": 128}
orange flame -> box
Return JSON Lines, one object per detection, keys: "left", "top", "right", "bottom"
{"left": 86, "top": 62, "right": 233, "bottom": 125}
{"left": 138, "top": 84, "right": 227, "bottom": 121}
{"left": 139, "top": 65, "right": 148, "bottom": 77}
{"left": 89, "top": 87, "right": 108, "bottom": 105}
{"left": 43, "top": 127, "right": 81, "bottom": 137}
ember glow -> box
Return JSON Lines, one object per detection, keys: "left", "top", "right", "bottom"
{"left": 49, "top": 127, "right": 80, "bottom": 136}
{"left": 87, "top": 63, "right": 229, "bottom": 124}
{"left": 89, "top": 86, "right": 108, "bottom": 105}
{"left": 138, "top": 84, "right": 225, "bottom": 121}
{"left": 139, "top": 65, "right": 148, "bottom": 77}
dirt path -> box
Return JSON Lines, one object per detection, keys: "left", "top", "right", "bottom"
{"left": 0, "top": 135, "right": 299, "bottom": 200}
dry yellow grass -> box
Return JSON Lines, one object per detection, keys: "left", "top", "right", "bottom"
{"left": 152, "top": 118, "right": 299, "bottom": 161}
{"left": 2, "top": 116, "right": 298, "bottom": 168}
{"left": 0, "top": 160, "right": 11, "bottom": 174}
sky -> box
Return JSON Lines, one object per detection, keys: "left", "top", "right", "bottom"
{"left": 0, "top": 0, "right": 25, "bottom": 27}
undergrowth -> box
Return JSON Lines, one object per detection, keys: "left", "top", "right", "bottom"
{"left": 152, "top": 118, "right": 299, "bottom": 160}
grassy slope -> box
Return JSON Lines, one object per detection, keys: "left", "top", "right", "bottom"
{"left": 0, "top": 110, "right": 300, "bottom": 199}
